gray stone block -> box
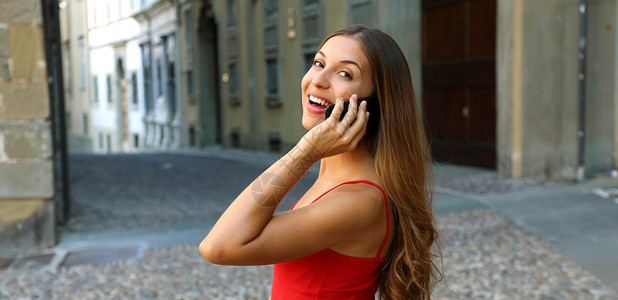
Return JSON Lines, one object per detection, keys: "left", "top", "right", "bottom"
{"left": 0, "top": 161, "right": 53, "bottom": 198}
{"left": 0, "top": 82, "right": 49, "bottom": 121}
{"left": 0, "top": 199, "right": 55, "bottom": 257}
{"left": 0, "top": 26, "right": 8, "bottom": 57}
{"left": 0, "top": 122, "right": 52, "bottom": 160}
{"left": 0, "top": 57, "right": 9, "bottom": 81}
{"left": 0, "top": 0, "right": 42, "bottom": 24}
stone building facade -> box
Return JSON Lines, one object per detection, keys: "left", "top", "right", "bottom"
{"left": 212, "top": 0, "right": 618, "bottom": 180}
{"left": 60, "top": 0, "right": 618, "bottom": 178}
{"left": 0, "top": 0, "right": 58, "bottom": 255}
{"left": 60, "top": 0, "right": 92, "bottom": 153}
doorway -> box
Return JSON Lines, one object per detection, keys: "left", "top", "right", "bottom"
{"left": 422, "top": 0, "right": 497, "bottom": 168}
{"left": 198, "top": 1, "right": 222, "bottom": 146}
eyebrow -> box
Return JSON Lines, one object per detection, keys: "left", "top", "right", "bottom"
{"left": 317, "top": 50, "right": 362, "bottom": 72}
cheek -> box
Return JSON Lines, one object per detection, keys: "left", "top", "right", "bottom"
{"left": 300, "top": 71, "right": 311, "bottom": 94}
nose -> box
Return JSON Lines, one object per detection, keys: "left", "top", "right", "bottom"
{"left": 311, "top": 69, "right": 330, "bottom": 89}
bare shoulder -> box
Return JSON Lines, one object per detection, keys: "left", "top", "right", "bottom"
{"left": 311, "top": 181, "right": 387, "bottom": 218}
{"left": 331, "top": 181, "right": 386, "bottom": 202}
{"left": 305, "top": 181, "right": 389, "bottom": 248}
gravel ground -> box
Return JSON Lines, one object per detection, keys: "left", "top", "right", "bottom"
{"left": 434, "top": 170, "right": 554, "bottom": 196}
{"left": 2, "top": 209, "right": 616, "bottom": 300}
{"left": 2, "top": 153, "right": 615, "bottom": 299}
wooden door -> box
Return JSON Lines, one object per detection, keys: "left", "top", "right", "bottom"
{"left": 422, "top": 0, "right": 496, "bottom": 168}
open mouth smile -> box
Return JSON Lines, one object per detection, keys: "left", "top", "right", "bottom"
{"left": 309, "top": 95, "right": 330, "bottom": 107}
{"left": 306, "top": 95, "right": 331, "bottom": 114}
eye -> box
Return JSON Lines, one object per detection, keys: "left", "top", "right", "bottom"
{"left": 337, "top": 70, "right": 352, "bottom": 79}
{"left": 313, "top": 60, "right": 324, "bottom": 68}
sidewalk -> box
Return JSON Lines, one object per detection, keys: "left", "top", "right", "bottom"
{"left": 0, "top": 147, "right": 617, "bottom": 299}
{"left": 431, "top": 163, "right": 618, "bottom": 293}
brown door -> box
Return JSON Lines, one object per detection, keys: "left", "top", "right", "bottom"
{"left": 422, "top": 0, "right": 496, "bottom": 168}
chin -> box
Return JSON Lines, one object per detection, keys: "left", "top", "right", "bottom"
{"left": 302, "top": 114, "right": 322, "bottom": 130}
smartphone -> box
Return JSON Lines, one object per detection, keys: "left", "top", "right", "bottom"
{"left": 324, "top": 96, "right": 380, "bottom": 133}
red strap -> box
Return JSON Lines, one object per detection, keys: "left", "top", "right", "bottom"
{"left": 291, "top": 180, "right": 390, "bottom": 259}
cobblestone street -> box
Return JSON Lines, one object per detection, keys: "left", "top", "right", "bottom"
{"left": 1, "top": 152, "right": 617, "bottom": 299}
{"left": 64, "top": 153, "right": 315, "bottom": 233}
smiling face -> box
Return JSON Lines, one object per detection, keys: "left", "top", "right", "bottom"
{"left": 301, "top": 35, "right": 375, "bottom": 130}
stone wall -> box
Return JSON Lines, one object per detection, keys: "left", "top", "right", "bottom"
{"left": 497, "top": 0, "right": 617, "bottom": 179}
{"left": 0, "top": 0, "right": 55, "bottom": 255}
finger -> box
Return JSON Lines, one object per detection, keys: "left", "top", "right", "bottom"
{"left": 343, "top": 102, "right": 368, "bottom": 144}
{"left": 349, "top": 111, "right": 370, "bottom": 146}
{"left": 340, "top": 94, "right": 358, "bottom": 128}
{"left": 329, "top": 98, "right": 345, "bottom": 124}
{"left": 350, "top": 100, "right": 368, "bottom": 129}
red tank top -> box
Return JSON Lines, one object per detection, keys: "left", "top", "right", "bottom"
{"left": 271, "top": 180, "right": 390, "bottom": 300}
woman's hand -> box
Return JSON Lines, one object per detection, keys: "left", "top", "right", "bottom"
{"left": 299, "top": 94, "right": 370, "bottom": 159}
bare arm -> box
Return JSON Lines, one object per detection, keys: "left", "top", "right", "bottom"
{"left": 200, "top": 96, "right": 370, "bottom": 265}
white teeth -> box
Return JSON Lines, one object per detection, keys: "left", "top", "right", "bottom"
{"left": 309, "top": 95, "right": 328, "bottom": 106}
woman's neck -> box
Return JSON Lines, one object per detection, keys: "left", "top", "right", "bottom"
{"left": 317, "top": 141, "right": 375, "bottom": 182}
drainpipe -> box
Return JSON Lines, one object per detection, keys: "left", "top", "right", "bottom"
{"left": 576, "top": 0, "right": 588, "bottom": 182}
{"left": 41, "top": 0, "right": 71, "bottom": 224}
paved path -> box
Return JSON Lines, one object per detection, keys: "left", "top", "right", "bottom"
{"left": 1, "top": 148, "right": 617, "bottom": 299}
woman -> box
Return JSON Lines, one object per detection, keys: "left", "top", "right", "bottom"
{"left": 200, "top": 24, "right": 440, "bottom": 300}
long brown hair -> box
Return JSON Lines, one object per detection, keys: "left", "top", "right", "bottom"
{"left": 321, "top": 25, "right": 441, "bottom": 300}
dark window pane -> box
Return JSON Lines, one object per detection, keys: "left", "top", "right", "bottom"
{"left": 187, "top": 70, "right": 193, "bottom": 96}
{"left": 131, "top": 72, "right": 138, "bottom": 104}
{"left": 93, "top": 76, "right": 99, "bottom": 103}
{"left": 184, "top": 10, "right": 193, "bottom": 42}
{"left": 229, "top": 64, "right": 238, "bottom": 94}
{"left": 266, "top": 59, "right": 278, "bottom": 94}
{"left": 106, "top": 74, "right": 112, "bottom": 103}
{"left": 156, "top": 59, "right": 162, "bottom": 97}
{"left": 304, "top": 53, "right": 315, "bottom": 72}
{"left": 227, "top": 0, "right": 238, "bottom": 26}
{"left": 264, "top": 0, "right": 278, "bottom": 18}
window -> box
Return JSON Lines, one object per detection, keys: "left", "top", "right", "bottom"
{"left": 188, "top": 126, "right": 196, "bottom": 146}
{"left": 229, "top": 64, "right": 237, "bottom": 94}
{"left": 350, "top": 0, "right": 376, "bottom": 27}
{"left": 63, "top": 41, "right": 71, "bottom": 93}
{"left": 226, "top": 0, "right": 238, "bottom": 27}
{"left": 156, "top": 59, "right": 162, "bottom": 97}
{"left": 82, "top": 113, "right": 88, "bottom": 135}
{"left": 164, "top": 35, "right": 176, "bottom": 117}
{"left": 186, "top": 70, "right": 194, "bottom": 98}
{"left": 266, "top": 58, "right": 278, "bottom": 95}
{"left": 140, "top": 42, "right": 152, "bottom": 113}
{"left": 78, "top": 36, "right": 86, "bottom": 90}
{"left": 264, "top": 0, "right": 281, "bottom": 107}
{"left": 184, "top": 9, "right": 193, "bottom": 42}
{"left": 120, "top": 0, "right": 132, "bottom": 18}
{"left": 228, "top": 63, "right": 239, "bottom": 106}
{"left": 268, "top": 129, "right": 281, "bottom": 153}
{"left": 131, "top": 71, "right": 138, "bottom": 105}
{"left": 264, "top": 0, "right": 278, "bottom": 18}
{"left": 106, "top": 74, "right": 112, "bottom": 103}
{"left": 98, "top": 133, "right": 104, "bottom": 150}
{"left": 109, "top": 0, "right": 120, "bottom": 22}
{"left": 93, "top": 75, "right": 99, "bottom": 103}
{"left": 133, "top": 134, "right": 139, "bottom": 148}
{"left": 106, "top": 134, "right": 112, "bottom": 153}
{"left": 304, "top": 52, "right": 315, "bottom": 72}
